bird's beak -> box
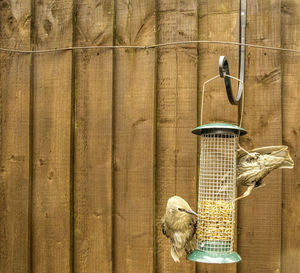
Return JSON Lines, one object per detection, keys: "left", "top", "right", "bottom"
{"left": 187, "top": 209, "right": 198, "bottom": 217}
{"left": 178, "top": 207, "right": 198, "bottom": 216}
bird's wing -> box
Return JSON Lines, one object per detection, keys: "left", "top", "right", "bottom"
{"left": 249, "top": 145, "right": 288, "bottom": 155}
{"left": 238, "top": 145, "right": 294, "bottom": 168}
{"left": 185, "top": 235, "right": 197, "bottom": 255}
{"left": 161, "top": 216, "right": 172, "bottom": 238}
{"left": 238, "top": 145, "right": 287, "bottom": 157}
{"left": 251, "top": 145, "right": 294, "bottom": 168}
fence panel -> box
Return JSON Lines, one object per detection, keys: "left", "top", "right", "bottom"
{"left": 281, "top": 1, "right": 300, "bottom": 273}
{"left": 237, "top": 1, "right": 282, "bottom": 273}
{"left": 0, "top": 1, "right": 31, "bottom": 272}
{"left": 74, "top": 1, "right": 114, "bottom": 272}
{"left": 155, "top": 0, "right": 198, "bottom": 272}
{"left": 31, "top": 0, "right": 73, "bottom": 272}
{"left": 113, "top": 1, "right": 156, "bottom": 272}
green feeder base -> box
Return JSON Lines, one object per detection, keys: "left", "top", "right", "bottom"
{"left": 188, "top": 250, "right": 241, "bottom": 264}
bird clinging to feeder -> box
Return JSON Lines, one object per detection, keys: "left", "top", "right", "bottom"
{"left": 235, "top": 145, "right": 294, "bottom": 200}
{"left": 161, "top": 196, "right": 198, "bottom": 262}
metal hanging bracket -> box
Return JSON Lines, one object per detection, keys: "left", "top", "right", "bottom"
{"left": 219, "top": 0, "right": 247, "bottom": 105}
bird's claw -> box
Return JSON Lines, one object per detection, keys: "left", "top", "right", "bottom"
{"left": 235, "top": 184, "right": 255, "bottom": 201}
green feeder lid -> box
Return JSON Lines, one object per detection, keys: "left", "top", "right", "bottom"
{"left": 192, "top": 123, "right": 247, "bottom": 136}
{"left": 188, "top": 250, "right": 242, "bottom": 264}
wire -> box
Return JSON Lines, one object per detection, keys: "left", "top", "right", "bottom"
{"left": 200, "top": 75, "right": 220, "bottom": 126}
{"left": 200, "top": 74, "right": 245, "bottom": 127}
{"left": 0, "top": 40, "right": 300, "bottom": 54}
{"left": 0, "top": 39, "right": 285, "bottom": 129}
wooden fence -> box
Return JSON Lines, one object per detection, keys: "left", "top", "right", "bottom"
{"left": 0, "top": 0, "right": 299, "bottom": 272}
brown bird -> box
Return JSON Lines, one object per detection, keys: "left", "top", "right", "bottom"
{"left": 161, "top": 196, "right": 198, "bottom": 262}
{"left": 236, "top": 145, "right": 294, "bottom": 200}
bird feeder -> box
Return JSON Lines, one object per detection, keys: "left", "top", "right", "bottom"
{"left": 188, "top": 123, "right": 247, "bottom": 264}
{"left": 188, "top": 1, "right": 248, "bottom": 261}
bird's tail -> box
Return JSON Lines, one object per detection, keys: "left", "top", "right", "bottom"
{"left": 272, "top": 146, "right": 294, "bottom": 169}
{"left": 171, "top": 247, "right": 184, "bottom": 263}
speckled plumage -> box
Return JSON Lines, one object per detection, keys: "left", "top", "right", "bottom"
{"left": 236, "top": 145, "right": 294, "bottom": 200}
{"left": 161, "top": 196, "right": 197, "bottom": 262}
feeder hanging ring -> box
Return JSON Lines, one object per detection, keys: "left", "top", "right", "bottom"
{"left": 219, "top": 56, "right": 243, "bottom": 105}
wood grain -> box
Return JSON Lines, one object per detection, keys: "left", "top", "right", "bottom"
{"left": 32, "top": 0, "right": 73, "bottom": 272}
{"left": 198, "top": 0, "right": 239, "bottom": 126}
{"left": 155, "top": 0, "right": 198, "bottom": 272}
{"left": 281, "top": 1, "right": 300, "bottom": 272}
{"left": 237, "top": 1, "right": 282, "bottom": 272}
{"left": 0, "top": 1, "right": 31, "bottom": 272}
{"left": 197, "top": 1, "right": 239, "bottom": 272}
{"left": 74, "top": 1, "right": 114, "bottom": 272}
{"left": 1, "top": 1, "right": 300, "bottom": 272}
{"left": 113, "top": 1, "right": 156, "bottom": 272}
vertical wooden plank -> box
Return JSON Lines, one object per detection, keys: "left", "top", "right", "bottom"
{"left": 113, "top": 1, "right": 156, "bottom": 273}
{"left": 0, "top": 1, "right": 31, "bottom": 272}
{"left": 198, "top": 0, "right": 239, "bottom": 126}
{"left": 237, "top": 1, "right": 282, "bottom": 272}
{"left": 156, "top": 0, "right": 198, "bottom": 272}
{"left": 32, "top": 0, "right": 73, "bottom": 272}
{"left": 281, "top": 1, "right": 300, "bottom": 272}
{"left": 74, "top": 1, "right": 113, "bottom": 273}
{"left": 197, "top": 1, "right": 239, "bottom": 273}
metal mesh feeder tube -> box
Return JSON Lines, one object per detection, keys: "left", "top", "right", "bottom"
{"left": 188, "top": 123, "right": 247, "bottom": 264}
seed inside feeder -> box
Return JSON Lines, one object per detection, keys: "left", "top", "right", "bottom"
{"left": 197, "top": 200, "right": 234, "bottom": 245}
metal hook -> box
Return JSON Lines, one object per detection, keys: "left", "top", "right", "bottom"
{"left": 219, "top": 0, "right": 247, "bottom": 105}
